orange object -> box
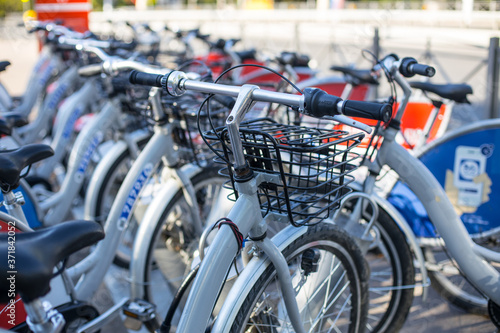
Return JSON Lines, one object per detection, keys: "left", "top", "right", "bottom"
{"left": 331, "top": 101, "right": 447, "bottom": 150}
{"left": 35, "top": 0, "right": 92, "bottom": 33}
{"left": 399, "top": 101, "right": 447, "bottom": 149}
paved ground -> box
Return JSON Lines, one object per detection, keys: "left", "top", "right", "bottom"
{"left": 1, "top": 16, "right": 499, "bottom": 332}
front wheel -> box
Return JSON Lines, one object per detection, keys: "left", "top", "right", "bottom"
{"left": 142, "top": 165, "right": 228, "bottom": 324}
{"left": 230, "top": 223, "right": 370, "bottom": 333}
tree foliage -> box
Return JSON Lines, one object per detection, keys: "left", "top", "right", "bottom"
{"left": 0, "top": 0, "right": 25, "bottom": 17}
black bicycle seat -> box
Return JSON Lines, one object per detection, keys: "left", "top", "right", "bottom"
{"left": 330, "top": 66, "right": 379, "bottom": 86}
{"left": 277, "top": 52, "right": 310, "bottom": 67}
{"left": 0, "top": 113, "right": 29, "bottom": 135}
{"left": 0, "top": 221, "right": 104, "bottom": 302}
{"left": 0, "top": 119, "right": 10, "bottom": 136}
{"left": 0, "top": 61, "right": 11, "bottom": 72}
{"left": 409, "top": 82, "right": 473, "bottom": 103}
{"left": 236, "top": 49, "right": 257, "bottom": 62}
{"left": 0, "top": 144, "right": 54, "bottom": 191}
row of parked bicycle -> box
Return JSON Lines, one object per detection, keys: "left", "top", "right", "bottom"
{"left": 0, "top": 19, "right": 498, "bottom": 333}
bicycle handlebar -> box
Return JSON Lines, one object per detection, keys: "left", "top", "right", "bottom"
{"left": 78, "top": 64, "right": 103, "bottom": 77}
{"left": 129, "top": 70, "right": 392, "bottom": 122}
{"left": 78, "top": 53, "right": 167, "bottom": 77}
{"left": 399, "top": 57, "right": 435, "bottom": 78}
{"left": 129, "top": 70, "right": 163, "bottom": 86}
{"left": 302, "top": 88, "right": 391, "bottom": 122}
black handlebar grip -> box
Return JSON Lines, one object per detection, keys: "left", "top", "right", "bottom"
{"left": 342, "top": 100, "right": 392, "bottom": 122}
{"left": 400, "top": 57, "right": 435, "bottom": 78}
{"left": 303, "top": 88, "right": 342, "bottom": 118}
{"left": 409, "top": 63, "right": 435, "bottom": 77}
{"left": 129, "top": 70, "right": 163, "bottom": 88}
{"left": 212, "top": 95, "right": 236, "bottom": 109}
{"left": 78, "top": 64, "right": 103, "bottom": 77}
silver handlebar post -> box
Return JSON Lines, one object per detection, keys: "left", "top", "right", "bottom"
{"left": 378, "top": 56, "right": 412, "bottom": 123}
{"left": 226, "top": 85, "right": 259, "bottom": 170}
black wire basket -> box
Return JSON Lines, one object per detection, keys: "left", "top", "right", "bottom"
{"left": 205, "top": 117, "right": 365, "bottom": 227}
{"left": 161, "top": 93, "right": 227, "bottom": 166}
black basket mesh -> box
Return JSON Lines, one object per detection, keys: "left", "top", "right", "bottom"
{"left": 206, "top": 118, "right": 364, "bottom": 226}
{"left": 161, "top": 93, "right": 227, "bottom": 166}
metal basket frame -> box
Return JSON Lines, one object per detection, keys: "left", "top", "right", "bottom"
{"left": 208, "top": 118, "right": 364, "bottom": 227}
{"left": 161, "top": 93, "right": 227, "bottom": 166}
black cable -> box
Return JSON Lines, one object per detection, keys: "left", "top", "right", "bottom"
{"left": 176, "top": 59, "right": 213, "bottom": 80}
{"left": 159, "top": 263, "right": 200, "bottom": 333}
{"left": 214, "top": 63, "right": 303, "bottom": 95}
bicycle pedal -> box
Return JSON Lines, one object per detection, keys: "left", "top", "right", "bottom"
{"left": 122, "top": 299, "right": 157, "bottom": 331}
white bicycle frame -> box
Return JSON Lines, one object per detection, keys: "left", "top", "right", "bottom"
{"left": 34, "top": 78, "right": 99, "bottom": 180}
{"left": 1, "top": 86, "right": 209, "bottom": 332}
{"left": 362, "top": 58, "right": 500, "bottom": 305}
{"left": 83, "top": 128, "right": 150, "bottom": 222}
{"left": 9, "top": 46, "right": 65, "bottom": 118}
{"left": 129, "top": 73, "right": 370, "bottom": 333}
{"left": 13, "top": 65, "right": 80, "bottom": 146}
{"left": 65, "top": 90, "right": 207, "bottom": 332}
{"left": 39, "top": 95, "right": 121, "bottom": 225}
{"left": 0, "top": 81, "right": 12, "bottom": 112}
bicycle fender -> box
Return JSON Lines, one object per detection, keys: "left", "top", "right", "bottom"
{"left": 212, "top": 225, "right": 308, "bottom": 333}
{"left": 348, "top": 181, "right": 430, "bottom": 300}
{"left": 129, "top": 163, "right": 203, "bottom": 300}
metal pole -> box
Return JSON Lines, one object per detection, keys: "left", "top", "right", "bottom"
{"left": 372, "top": 27, "right": 380, "bottom": 63}
{"left": 373, "top": 27, "right": 380, "bottom": 99}
{"left": 486, "top": 37, "right": 499, "bottom": 119}
{"left": 295, "top": 22, "right": 300, "bottom": 53}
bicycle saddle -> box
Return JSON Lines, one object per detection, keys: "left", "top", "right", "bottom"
{"left": 330, "top": 66, "right": 379, "bottom": 86}
{"left": 277, "top": 51, "right": 310, "bottom": 67}
{"left": 0, "top": 113, "right": 29, "bottom": 135}
{"left": 236, "top": 49, "right": 257, "bottom": 62}
{"left": 0, "top": 220, "right": 104, "bottom": 302}
{"left": 0, "top": 61, "right": 11, "bottom": 72}
{"left": 0, "top": 144, "right": 54, "bottom": 191}
{"left": 409, "top": 82, "right": 473, "bottom": 104}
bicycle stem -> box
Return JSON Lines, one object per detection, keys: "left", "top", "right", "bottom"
{"left": 226, "top": 85, "right": 258, "bottom": 171}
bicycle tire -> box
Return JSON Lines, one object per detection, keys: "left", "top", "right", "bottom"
{"left": 141, "top": 165, "right": 227, "bottom": 325}
{"left": 424, "top": 245, "right": 490, "bottom": 315}
{"left": 367, "top": 209, "right": 415, "bottom": 332}
{"left": 229, "top": 223, "right": 369, "bottom": 333}
{"left": 94, "top": 138, "right": 149, "bottom": 268}
{"left": 339, "top": 204, "right": 415, "bottom": 333}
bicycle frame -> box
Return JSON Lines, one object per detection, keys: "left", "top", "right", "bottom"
{"left": 167, "top": 84, "right": 307, "bottom": 333}
{"left": 392, "top": 117, "right": 500, "bottom": 240}
{"left": 39, "top": 95, "right": 119, "bottom": 225}
{"left": 0, "top": 81, "right": 12, "bottom": 112}
{"left": 177, "top": 166, "right": 309, "bottom": 332}
{"left": 13, "top": 65, "right": 80, "bottom": 146}
{"left": 0, "top": 82, "right": 126, "bottom": 228}
{"left": 67, "top": 88, "right": 205, "bottom": 307}
{"left": 83, "top": 128, "right": 150, "bottom": 222}
{"left": 11, "top": 46, "right": 65, "bottom": 118}
{"left": 34, "top": 78, "right": 98, "bottom": 180}
{"left": 0, "top": 87, "right": 209, "bottom": 331}
{"left": 363, "top": 66, "right": 500, "bottom": 305}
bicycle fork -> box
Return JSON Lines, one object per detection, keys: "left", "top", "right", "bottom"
{"left": 178, "top": 172, "right": 307, "bottom": 333}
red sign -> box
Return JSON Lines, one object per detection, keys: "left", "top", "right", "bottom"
{"left": 35, "top": 0, "right": 92, "bottom": 33}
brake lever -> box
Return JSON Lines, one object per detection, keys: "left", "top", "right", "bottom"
{"left": 322, "top": 115, "right": 373, "bottom": 134}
